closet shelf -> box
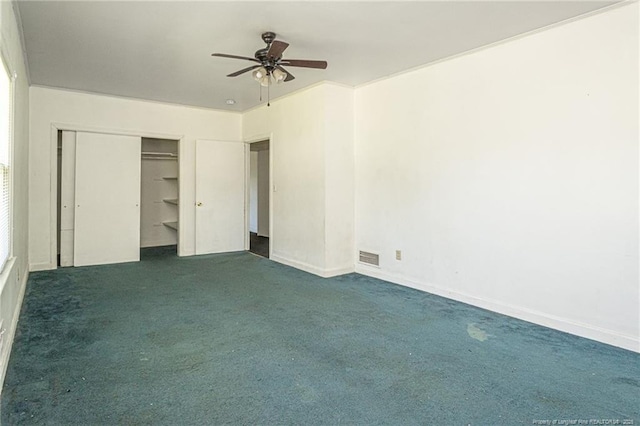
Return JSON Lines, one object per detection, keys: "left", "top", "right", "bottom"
{"left": 163, "top": 221, "right": 178, "bottom": 231}
{"left": 163, "top": 198, "right": 178, "bottom": 205}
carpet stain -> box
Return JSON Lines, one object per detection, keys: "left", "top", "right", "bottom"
{"left": 467, "top": 323, "right": 489, "bottom": 342}
{"left": 295, "top": 381, "right": 320, "bottom": 404}
{"left": 612, "top": 377, "right": 639, "bottom": 387}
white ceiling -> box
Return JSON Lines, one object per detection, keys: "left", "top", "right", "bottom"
{"left": 17, "top": 1, "right": 616, "bottom": 112}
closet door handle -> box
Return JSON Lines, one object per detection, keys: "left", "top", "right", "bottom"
{"left": 197, "top": 202, "right": 203, "bottom": 207}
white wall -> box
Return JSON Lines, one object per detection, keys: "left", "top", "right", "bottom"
{"left": 354, "top": 3, "right": 639, "bottom": 352}
{"left": 244, "top": 85, "right": 326, "bottom": 272}
{"left": 243, "top": 83, "right": 355, "bottom": 276}
{"left": 0, "top": 0, "right": 31, "bottom": 389}
{"left": 29, "top": 87, "right": 242, "bottom": 270}
{"left": 249, "top": 151, "right": 258, "bottom": 233}
{"left": 324, "top": 84, "right": 354, "bottom": 273}
{"left": 257, "top": 149, "right": 269, "bottom": 238}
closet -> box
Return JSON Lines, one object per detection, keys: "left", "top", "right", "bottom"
{"left": 57, "top": 131, "right": 179, "bottom": 267}
{"left": 57, "top": 132, "right": 248, "bottom": 267}
{"left": 140, "top": 138, "right": 179, "bottom": 249}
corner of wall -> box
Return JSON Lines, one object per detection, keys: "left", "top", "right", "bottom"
{"left": 271, "top": 254, "right": 354, "bottom": 278}
{"left": 323, "top": 84, "right": 356, "bottom": 273}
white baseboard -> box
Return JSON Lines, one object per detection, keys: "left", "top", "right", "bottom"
{"left": 177, "top": 247, "right": 193, "bottom": 257}
{"left": 271, "top": 255, "right": 327, "bottom": 277}
{"left": 323, "top": 265, "right": 355, "bottom": 278}
{"left": 140, "top": 241, "right": 177, "bottom": 249}
{"left": 355, "top": 264, "right": 639, "bottom": 353}
{"left": 29, "top": 261, "right": 55, "bottom": 272}
{"left": 271, "top": 255, "right": 353, "bottom": 278}
{"left": 0, "top": 266, "right": 29, "bottom": 392}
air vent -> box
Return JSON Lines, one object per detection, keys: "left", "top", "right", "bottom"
{"left": 359, "top": 250, "right": 379, "bottom": 266}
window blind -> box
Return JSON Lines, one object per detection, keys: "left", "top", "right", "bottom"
{"left": 0, "top": 56, "right": 12, "bottom": 273}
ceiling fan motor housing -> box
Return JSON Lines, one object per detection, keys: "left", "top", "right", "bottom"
{"left": 255, "top": 48, "right": 269, "bottom": 62}
{"left": 255, "top": 32, "right": 279, "bottom": 73}
{"left": 261, "top": 31, "right": 276, "bottom": 45}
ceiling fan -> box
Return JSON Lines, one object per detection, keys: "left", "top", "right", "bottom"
{"left": 211, "top": 32, "right": 328, "bottom": 87}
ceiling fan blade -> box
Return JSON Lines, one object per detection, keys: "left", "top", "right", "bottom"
{"left": 227, "top": 65, "right": 261, "bottom": 77}
{"left": 279, "top": 59, "right": 327, "bottom": 69}
{"left": 277, "top": 66, "right": 295, "bottom": 82}
{"left": 212, "top": 53, "right": 260, "bottom": 63}
{"left": 267, "top": 40, "right": 289, "bottom": 59}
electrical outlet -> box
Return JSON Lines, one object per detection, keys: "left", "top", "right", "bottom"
{"left": 395, "top": 250, "right": 402, "bottom": 261}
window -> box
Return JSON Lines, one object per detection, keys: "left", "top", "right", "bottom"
{"left": 0, "top": 55, "right": 12, "bottom": 273}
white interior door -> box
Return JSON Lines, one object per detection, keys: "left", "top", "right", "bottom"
{"left": 74, "top": 132, "right": 141, "bottom": 266}
{"left": 195, "top": 140, "right": 246, "bottom": 255}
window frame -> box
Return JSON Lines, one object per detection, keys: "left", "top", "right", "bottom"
{"left": 0, "top": 49, "right": 15, "bottom": 274}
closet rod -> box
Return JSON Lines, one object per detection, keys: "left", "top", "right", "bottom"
{"left": 141, "top": 151, "right": 177, "bottom": 157}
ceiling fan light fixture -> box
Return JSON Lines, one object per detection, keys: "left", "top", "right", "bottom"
{"left": 272, "top": 68, "right": 287, "bottom": 84}
{"left": 252, "top": 67, "right": 267, "bottom": 81}
{"left": 259, "top": 75, "right": 271, "bottom": 87}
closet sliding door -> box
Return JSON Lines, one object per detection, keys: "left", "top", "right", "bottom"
{"left": 74, "top": 132, "right": 142, "bottom": 266}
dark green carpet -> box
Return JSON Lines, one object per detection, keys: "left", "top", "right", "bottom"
{"left": 2, "top": 247, "right": 638, "bottom": 425}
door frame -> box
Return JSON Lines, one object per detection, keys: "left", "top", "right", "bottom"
{"left": 48, "top": 123, "right": 184, "bottom": 270}
{"left": 244, "top": 133, "right": 273, "bottom": 258}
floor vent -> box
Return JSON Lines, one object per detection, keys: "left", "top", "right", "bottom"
{"left": 359, "top": 250, "right": 380, "bottom": 266}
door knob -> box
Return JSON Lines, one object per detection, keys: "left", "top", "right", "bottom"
{"left": 197, "top": 202, "right": 203, "bottom": 207}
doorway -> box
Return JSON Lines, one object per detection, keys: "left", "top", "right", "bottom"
{"left": 249, "top": 139, "right": 270, "bottom": 258}
{"left": 140, "top": 137, "right": 179, "bottom": 256}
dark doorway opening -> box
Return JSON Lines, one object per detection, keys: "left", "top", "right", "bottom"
{"left": 250, "top": 232, "right": 269, "bottom": 258}
{"left": 249, "top": 140, "right": 270, "bottom": 258}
